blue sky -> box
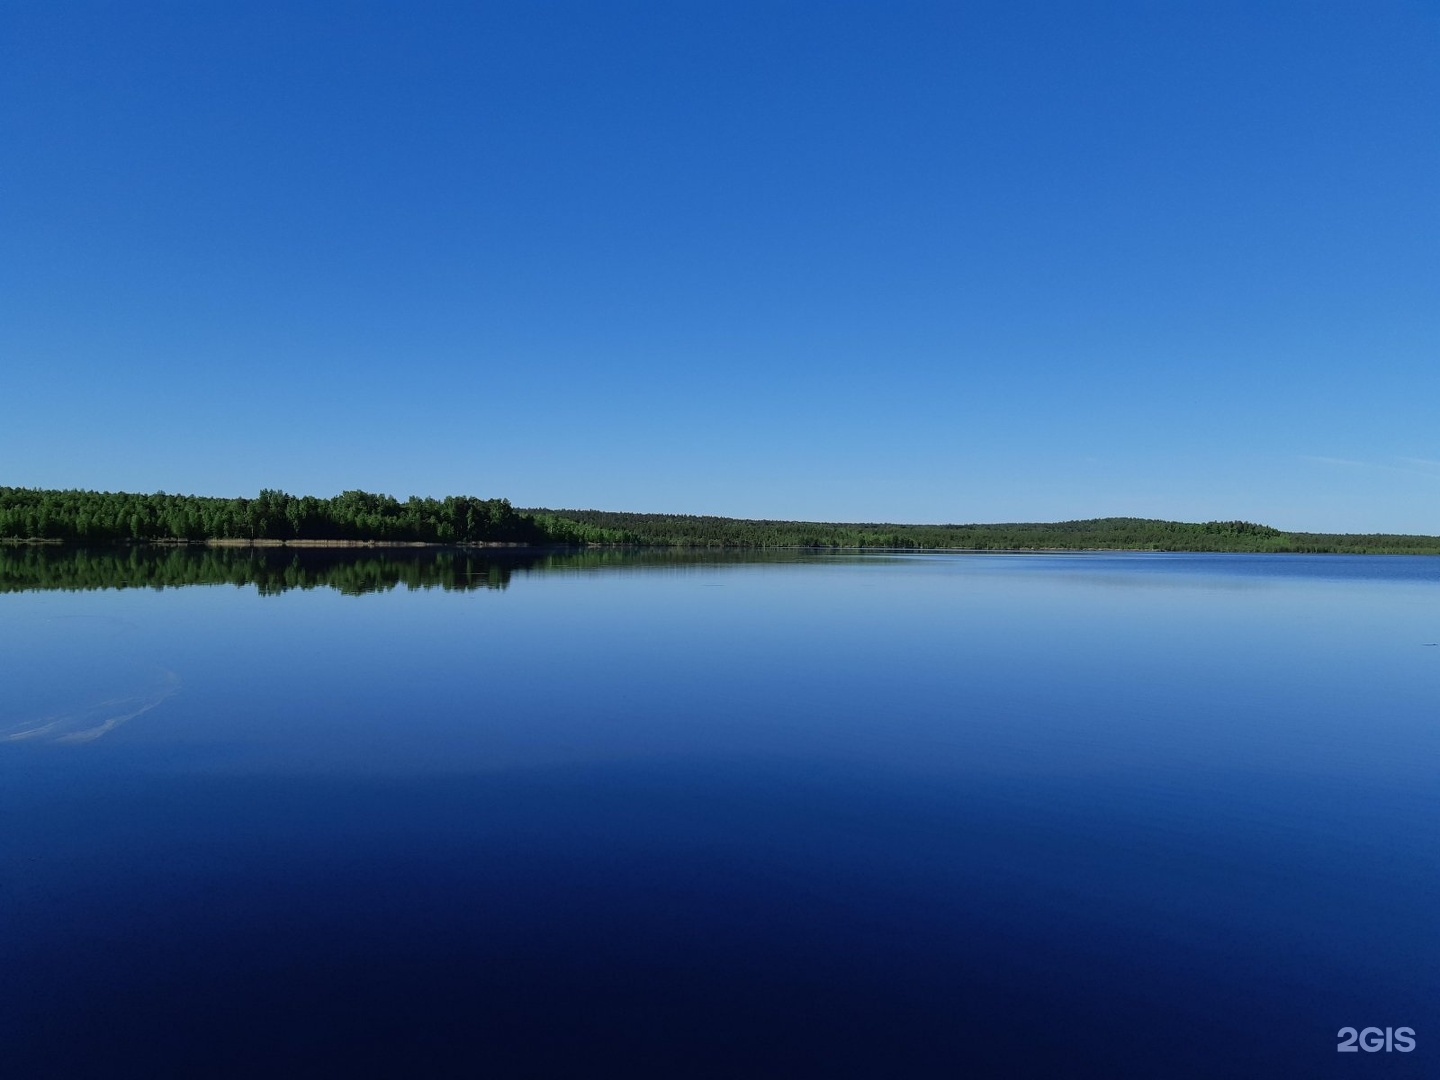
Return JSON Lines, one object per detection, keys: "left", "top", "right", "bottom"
{"left": 3, "top": 1, "right": 1437, "bottom": 531}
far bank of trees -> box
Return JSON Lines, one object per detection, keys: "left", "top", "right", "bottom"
{"left": 0, "top": 488, "right": 550, "bottom": 544}
{"left": 3, "top": 487, "right": 1438, "bottom": 554}
{"left": 520, "top": 508, "right": 1440, "bottom": 554}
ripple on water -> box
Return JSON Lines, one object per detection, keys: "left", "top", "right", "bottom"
{"left": 1, "top": 668, "right": 181, "bottom": 744}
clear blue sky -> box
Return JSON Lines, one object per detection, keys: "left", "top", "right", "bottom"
{"left": 3, "top": 1, "right": 1437, "bottom": 531}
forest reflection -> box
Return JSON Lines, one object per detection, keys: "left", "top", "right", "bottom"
{"left": 0, "top": 545, "right": 825, "bottom": 596}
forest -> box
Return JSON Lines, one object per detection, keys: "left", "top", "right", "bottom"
{"left": 525, "top": 507, "right": 1440, "bottom": 554}
{"left": 3, "top": 487, "right": 1439, "bottom": 554}
{"left": 0, "top": 487, "right": 552, "bottom": 544}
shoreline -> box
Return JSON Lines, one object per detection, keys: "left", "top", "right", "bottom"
{"left": 0, "top": 538, "right": 559, "bottom": 550}
{"left": 2, "top": 538, "right": 1438, "bottom": 556}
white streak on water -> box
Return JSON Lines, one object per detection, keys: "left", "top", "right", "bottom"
{"left": 1, "top": 670, "right": 181, "bottom": 744}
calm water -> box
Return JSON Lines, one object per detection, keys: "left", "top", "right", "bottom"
{"left": 1, "top": 548, "right": 1435, "bottom": 1077}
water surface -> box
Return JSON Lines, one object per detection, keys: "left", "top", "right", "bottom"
{"left": 1, "top": 548, "right": 1435, "bottom": 1076}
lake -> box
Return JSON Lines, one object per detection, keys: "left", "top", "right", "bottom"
{"left": 1, "top": 547, "right": 1434, "bottom": 1077}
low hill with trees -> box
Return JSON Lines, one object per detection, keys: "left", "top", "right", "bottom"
{"left": 523, "top": 507, "right": 1440, "bottom": 554}
{"left": 3, "top": 487, "right": 1438, "bottom": 553}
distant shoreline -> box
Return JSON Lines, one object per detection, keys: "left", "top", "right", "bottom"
{"left": 5, "top": 488, "right": 1440, "bottom": 554}
{"left": 0, "top": 537, "right": 564, "bottom": 550}
{"left": 3, "top": 538, "right": 1438, "bottom": 557}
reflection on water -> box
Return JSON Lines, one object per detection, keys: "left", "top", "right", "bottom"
{"left": 0, "top": 548, "right": 1435, "bottom": 1077}
{"left": 0, "top": 544, "right": 522, "bottom": 595}
{"left": 2, "top": 668, "right": 180, "bottom": 743}
{"left": 0, "top": 544, "right": 820, "bottom": 596}
{"left": 7, "top": 544, "right": 1436, "bottom": 597}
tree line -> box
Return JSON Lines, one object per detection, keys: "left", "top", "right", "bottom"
{"left": 0, "top": 487, "right": 554, "bottom": 544}
{"left": 3, "top": 487, "right": 1438, "bottom": 553}
{"left": 521, "top": 508, "right": 1440, "bottom": 554}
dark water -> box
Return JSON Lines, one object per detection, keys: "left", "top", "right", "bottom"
{"left": 2, "top": 548, "right": 1435, "bottom": 1077}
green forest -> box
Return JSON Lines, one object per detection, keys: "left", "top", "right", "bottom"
{"left": 3, "top": 486, "right": 1439, "bottom": 553}
{"left": 525, "top": 507, "right": 1440, "bottom": 553}
{"left": 0, "top": 487, "right": 551, "bottom": 544}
